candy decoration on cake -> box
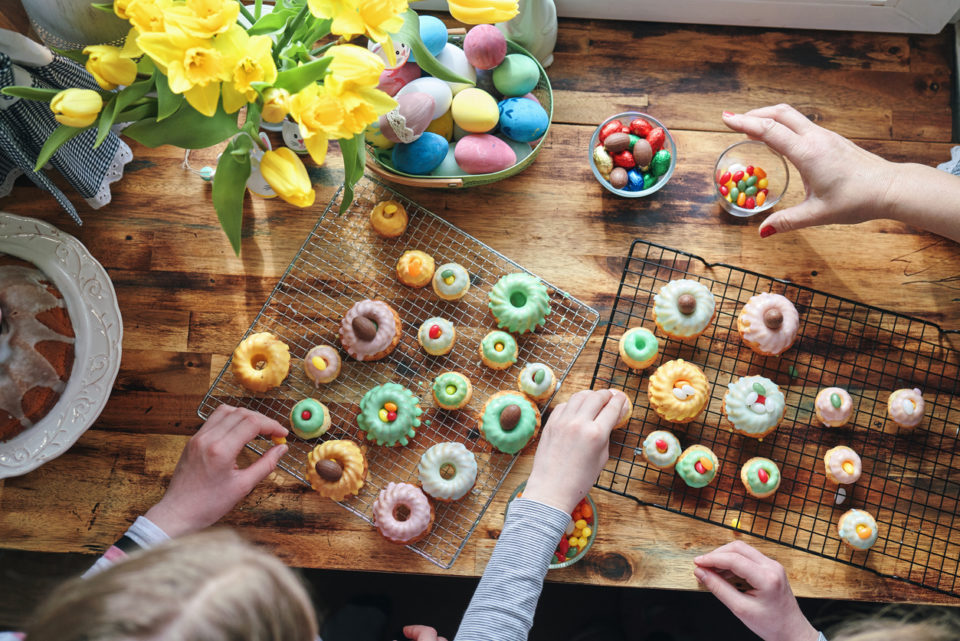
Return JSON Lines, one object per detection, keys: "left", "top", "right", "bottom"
{"left": 723, "top": 375, "right": 786, "bottom": 439}
{"left": 306, "top": 440, "right": 368, "bottom": 501}
{"left": 418, "top": 317, "right": 456, "bottom": 356}
{"left": 887, "top": 388, "right": 924, "bottom": 428}
{"left": 290, "top": 398, "right": 331, "bottom": 439}
{"left": 838, "top": 508, "right": 879, "bottom": 551}
{"left": 356, "top": 383, "right": 422, "bottom": 447}
{"left": 814, "top": 387, "right": 854, "bottom": 427}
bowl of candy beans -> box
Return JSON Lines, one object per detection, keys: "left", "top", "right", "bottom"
{"left": 507, "top": 482, "right": 598, "bottom": 569}
{"left": 714, "top": 140, "right": 790, "bottom": 216}
{"left": 590, "top": 112, "right": 676, "bottom": 197}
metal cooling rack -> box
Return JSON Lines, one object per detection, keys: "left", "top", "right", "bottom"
{"left": 199, "top": 176, "right": 599, "bottom": 569}
{"left": 591, "top": 239, "right": 960, "bottom": 597}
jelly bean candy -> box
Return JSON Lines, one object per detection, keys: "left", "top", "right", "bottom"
{"left": 746, "top": 175, "right": 758, "bottom": 187}
{"left": 558, "top": 537, "right": 570, "bottom": 555}
{"left": 757, "top": 191, "right": 767, "bottom": 206}
{"left": 745, "top": 196, "right": 756, "bottom": 208}
{"left": 732, "top": 170, "right": 744, "bottom": 183}
{"left": 626, "top": 168, "right": 644, "bottom": 191}
{"left": 613, "top": 150, "right": 635, "bottom": 168}
{"left": 599, "top": 120, "right": 623, "bottom": 143}
{"left": 755, "top": 166, "right": 767, "bottom": 179}
{"left": 737, "top": 191, "right": 746, "bottom": 206}
{"left": 646, "top": 127, "right": 665, "bottom": 153}
{"left": 651, "top": 149, "right": 671, "bottom": 177}
{"left": 593, "top": 146, "right": 614, "bottom": 177}
{"left": 745, "top": 186, "right": 758, "bottom": 196}
{"left": 718, "top": 171, "right": 731, "bottom": 185}
{"left": 729, "top": 186, "right": 739, "bottom": 201}
{"left": 568, "top": 546, "right": 579, "bottom": 557}
{"left": 719, "top": 184, "right": 729, "bottom": 196}
{"left": 737, "top": 179, "right": 746, "bottom": 191}
{"left": 629, "top": 118, "right": 652, "bottom": 137}
{"left": 758, "top": 178, "right": 768, "bottom": 189}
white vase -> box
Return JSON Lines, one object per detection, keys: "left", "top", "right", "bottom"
{"left": 22, "top": 0, "right": 129, "bottom": 49}
{"left": 497, "top": 0, "right": 558, "bottom": 68}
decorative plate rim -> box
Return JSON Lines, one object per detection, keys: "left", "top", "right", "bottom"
{"left": 0, "top": 212, "right": 123, "bottom": 479}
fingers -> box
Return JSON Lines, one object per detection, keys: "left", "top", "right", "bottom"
{"left": 594, "top": 390, "right": 629, "bottom": 432}
{"left": 198, "top": 404, "right": 246, "bottom": 436}
{"left": 757, "top": 198, "right": 827, "bottom": 237}
{"left": 574, "top": 389, "right": 615, "bottom": 421}
{"left": 703, "top": 540, "right": 769, "bottom": 564}
{"left": 219, "top": 408, "right": 288, "bottom": 453}
{"left": 721, "top": 112, "right": 802, "bottom": 159}
{"left": 694, "top": 566, "right": 752, "bottom": 614}
{"left": 694, "top": 551, "right": 764, "bottom": 586}
{"left": 402, "top": 625, "right": 439, "bottom": 641}
{"left": 547, "top": 401, "right": 568, "bottom": 425}
{"left": 742, "top": 104, "right": 815, "bottom": 135}
{"left": 238, "top": 442, "right": 288, "bottom": 491}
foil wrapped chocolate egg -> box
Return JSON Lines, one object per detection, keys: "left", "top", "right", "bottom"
{"left": 379, "top": 92, "right": 436, "bottom": 144}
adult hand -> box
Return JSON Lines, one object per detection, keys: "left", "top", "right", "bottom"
{"left": 522, "top": 389, "right": 629, "bottom": 514}
{"left": 694, "top": 541, "right": 819, "bottom": 641}
{"left": 400, "top": 625, "right": 448, "bottom": 641}
{"left": 722, "top": 104, "right": 896, "bottom": 237}
{"left": 145, "top": 404, "right": 288, "bottom": 537}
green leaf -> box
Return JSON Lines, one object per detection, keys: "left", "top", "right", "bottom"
{"left": 33, "top": 125, "right": 85, "bottom": 172}
{"left": 212, "top": 137, "right": 251, "bottom": 255}
{"left": 137, "top": 56, "right": 155, "bottom": 74}
{"left": 94, "top": 76, "right": 154, "bottom": 148}
{"left": 1, "top": 86, "right": 63, "bottom": 102}
{"left": 114, "top": 102, "right": 158, "bottom": 122}
{"left": 338, "top": 134, "right": 365, "bottom": 215}
{"left": 123, "top": 99, "right": 240, "bottom": 149}
{"left": 247, "top": 6, "right": 295, "bottom": 35}
{"left": 272, "top": 57, "right": 332, "bottom": 94}
{"left": 50, "top": 47, "right": 88, "bottom": 64}
{"left": 154, "top": 72, "right": 184, "bottom": 121}
{"left": 91, "top": 2, "right": 114, "bottom": 13}
{"left": 395, "top": 9, "right": 473, "bottom": 85}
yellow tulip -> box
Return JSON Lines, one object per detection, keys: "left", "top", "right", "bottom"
{"left": 308, "top": 0, "right": 407, "bottom": 64}
{"left": 261, "top": 88, "right": 289, "bottom": 123}
{"left": 83, "top": 44, "right": 138, "bottom": 90}
{"left": 447, "top": 0, "right": 518, "bottom": 24}
{"left": 164, "top": 0, "right": 240, "bottom": 39}
{"left": 219, "top": 28, "right": 277, "bottom": 113}
{"left": 50, "top": 89, "right": 103, "bottom": 128}
{"left": 325, "top": 44, "right": 385, "bottom": 95}
{"left": 259, "top": 148, "right": 316, "bottom": 208}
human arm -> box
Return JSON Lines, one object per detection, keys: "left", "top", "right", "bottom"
{"left": 694, "top": 540, "right": 822, "bottom": 641}
{"left": 453, "top": 389, "right": 630, "bottom": 641}
{"left": 721, "top": 104, "right": 960, "bottom": 243}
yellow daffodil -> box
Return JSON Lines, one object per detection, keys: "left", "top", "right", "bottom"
{"left": 164, "top": 0, "right": 240, "bottom": 39}
{"left": 447, "top": 0, "right": 518, "bottom": 24}
{"left": 307, "top": 0, "right": 407, "bottom": 65}
{"left": 126, "top": 0, "right": 169, "bottom": 34}
{"left": 259, "top": 148, "right": 316, "bottom": 208}
{"left": 288, "top": 83, "right": 341, "bottom": 164}
{"left": 261, "top": 87, "right": 289, "bottom": 123}
{"left": 50, "top": 89, "right": 103, "bottom": 128}
{"left": 138, "top": 28, "right": 230, "bottom": 116}
{"left": 114, "top": 0, "right": 135, "bottom": 20}
{"left": 83, "top": 44, "right": 138, "bottom": 90}
{"left": 219, "top": 27, "right": 277, "bottom": 113}
{"left": 325, "top": 44, "right": 384, "bottom": 95}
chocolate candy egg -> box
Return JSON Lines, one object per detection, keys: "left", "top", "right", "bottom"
{"left": 651, "top": 149, "right": 672, "bottom": 176}
{"left": 464, "top": 24, "right": 507, "bottom": 70}
{"left": 593, "top": 146, "right": 613, "bottom": 178}
{"left": 632, "top": 138, "right": 653, "bottom": 169}
{"left": 426, "top": 109, "right": 454, "bottom": 141}
{"left": 492, "top": 53, "right": 539, "bottom": 97}
{"left": 377, "top": 61, "right": 421, "bottom": 97}
{"left": 396, "top": 77, "right": 452, "bottom": 121}
{"left": 411, "top": 15, "right": 447, "bottom": 62}
{"left": 454, "top": 134, "right": 517, "bottom": 174}
{"left": 498, "top": 135, "right": 533, "bottom": 163}
{"left": 451, "top": 88, "right": 499, "bottom": 133}
{"left": 436, "top": 43, "right": 476, "bottom": 95}
{"left": 379, "top": 92, "right": 435, "bottom": 144}
{"left": 626, "top": 169, "right": 644, "bottom": 191}
{"left": 429, "top": 142, "right": 464, "bottom": 176}
{"left": 498, "top": 97, "right": 549, "bottom": 143}
{"left": 392, "top": 132, "right": 448, "bottom": 175}
{"left": 609, "top": 167, "right": 628, "bottom": 189}
{"left": 603, "top": 132, "right": 630, "bottom": 154}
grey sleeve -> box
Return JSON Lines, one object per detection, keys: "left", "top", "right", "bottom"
{"left": 454, "top": 496, "right": 570, "bottom": 641}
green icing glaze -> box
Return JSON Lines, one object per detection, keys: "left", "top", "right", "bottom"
{"left": 433, "top": 372, "right": 469, "bottom": 407}
{"left": 480, "top": 330, "right": 518, "bottom": 366}
{"left": 356, "top": 382, "right": 422, "bottom": 446}
{"left": 676, "top": 446, "right": 718, "bottom": 488}
{"left": 487, "top": 273, "right": 551, "bottom": 334}
{"left": 291, "top": 398, "right": 327, "bottom": 438}
{"left": 744, "top": 459, "right": 780, "bottom": 494}
{"left": 622, "top": 328, "right": 658, "bottom": 363}
{"left": 482, "top": 393, "right": 538, "bottom": 454}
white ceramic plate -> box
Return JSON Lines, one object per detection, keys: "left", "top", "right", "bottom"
{"left": 0, "top": 213, "right": 122, "bottom": 478}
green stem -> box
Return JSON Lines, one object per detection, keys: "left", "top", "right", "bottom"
{"left": 274, "top": 2, "right": 311, "bottom": 63}
{"left": 310, "top": 39, "right": 340, "bottom": 57}
{"left": 238, "top": 3, "right": 256, "bottom": 24}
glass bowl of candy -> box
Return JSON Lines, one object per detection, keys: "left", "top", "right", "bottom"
{"left": 589, "top": 111, "right": 677, "bottom": 197}
{"left": 714, "top": 140, "right": 790, "bottom": 217}
{"left": 506, "top": 482, "right": 598, "bottom": 569}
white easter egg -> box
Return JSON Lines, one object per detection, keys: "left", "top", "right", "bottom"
{"left": 396, "top": 77, "right": 452, "bottom": 121}
{"left": 435, "top": 43, "right": 477, "bottom": 95}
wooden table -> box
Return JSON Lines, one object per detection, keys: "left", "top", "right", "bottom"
{"left": 2, "top": 14, "right": 959, "bottom": 606}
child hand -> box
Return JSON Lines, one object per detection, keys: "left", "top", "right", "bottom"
{"left": 521, "top": 389, "right": 629, "bottom": 514}
{"left": 145, "top": 404, "right": 288, "bottom": 537}
{"left": 722, "top": 104, "right": 896, "bottom": 238}
{"left": 694, "top": 541, "right": 819, "bottom": 641}
{"left": 400, "top": 625, "right": 448, "bottom": 641}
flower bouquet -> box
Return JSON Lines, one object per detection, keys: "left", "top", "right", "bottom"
{"left": 2, "top": 0, "right": 518, "bottom": 254}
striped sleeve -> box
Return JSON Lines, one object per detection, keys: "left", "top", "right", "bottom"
{"left": 82, "top": 516, "right": 171, "bottom": 578}
{"left": 454, "top": 496, "right": 569, "bottom": 641}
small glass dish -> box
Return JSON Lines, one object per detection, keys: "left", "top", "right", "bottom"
{"left": 506, "top": 481, "right": 598, "bottom": 569}
{"left": 589, "top": 111, "right": 677, "bottom": 198}
{"left": 714, "top": 140, "right": 789, "bottom": 217}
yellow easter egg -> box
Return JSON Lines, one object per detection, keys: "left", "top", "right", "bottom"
{"left": 451, "top": 88, "right": 499, "bottom": 134}
{"left": 365, "top": 121, "right": 395, "bottom": 149}
{"left": 426, "top": 109, "right": 454, "bottom": 141}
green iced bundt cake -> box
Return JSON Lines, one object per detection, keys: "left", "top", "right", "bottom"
{"left": 488, "top": 273, "right": 551, "bottom": 334}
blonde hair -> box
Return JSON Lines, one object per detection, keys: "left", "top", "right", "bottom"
{"left": 828, "top": 606, "right": 960, "bottom": 641}
{"left": 25, "top": 529, "right": 319, "bottom": 641}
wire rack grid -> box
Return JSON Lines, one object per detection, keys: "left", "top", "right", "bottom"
{"left": 590, "top": 239, "right": 960, "bottom": 596}
{"left": 199, "top": 176, "right": 599, "bottom": 569}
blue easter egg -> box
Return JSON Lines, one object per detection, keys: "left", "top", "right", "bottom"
{"left": 411, "top": 15, "right": 448, "bottom": 62}
{"left": 626, "top": 169, "right": 644, "bottom": 191}
{"left": 392, "top": 132, "right": 448, "bottom": 175}
{"left": 497, "top": 97, "right": 549, "bottom": 143}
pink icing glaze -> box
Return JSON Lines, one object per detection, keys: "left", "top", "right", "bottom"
{"left": 739, "top": 293, "right": 800, "bottom": 355}
{"left": 815, "top": 387, "right": 853, "bottom": 426}
{"left": 888, "top": 388, "right": 924, "bottom": 427}
{"left": 304, "top": 345, "right": 340, "bottom": 384}
{"left": 339, "top": 300, "right": 397, "bottom": 361}
{"left": 372, "top": 482, "right": 433, "bottom": 543}
{"left": 825, "top": 446, "right": 861, "bottom": 484}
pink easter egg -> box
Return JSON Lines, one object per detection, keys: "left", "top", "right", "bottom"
{"left": 463, "top": 24, "right": 507, "bottom": 70}
{"left": 454, "top": 134, "right": 517, "bottom": 174}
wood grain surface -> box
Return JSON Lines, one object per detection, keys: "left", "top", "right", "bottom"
{"left": 1, "top": 13, "right": 959, "bottom": 605}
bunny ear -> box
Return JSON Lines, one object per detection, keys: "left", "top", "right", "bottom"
{"left": 757, "top": 199, "right": 828, "bottom": 237}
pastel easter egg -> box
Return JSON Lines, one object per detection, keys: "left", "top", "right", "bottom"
{"left": 392, "top": 132, "right": 449, "bottom": 175}
{"left": 377, "top": 61, "right": 421, "bottom": 96}
{"left": 521, "top": 92, "right": 541, "bottom": 106}
{"left": 492, "top": 53, "right": 539, "bottom": 97}
{"left": 454, "top": 134, "right": 517, "bottom": 174}
{"left": 365, "top": 120, "right": 395, "bottom": 150}
{"left": 463, "top": 24, "right": 506, "bottom": 70}
{"left": 498, "top": 97, "right": 549, "bottom": 143}
{"left": 396, "top": 77, "right": 452, "bottom": 121}
{"left": 426, "top": 109, "right": 454, "bottom": 141}
{"left": 435, "top": 43, "right": 476, "bottom": 95}
{"left": 429, "top": 143, "right": 464, "bottom": 176}
{"left": 498, "top": 135, "right": 532, "bottom": 163}
{"left": 451, "top": 88, "right": 499, "bottom": 133}
{"left": 378, "top": 92, "right": 435, "bottom": 143}
{"left": 409, "top": 14, "right": 448, "bottom": 63}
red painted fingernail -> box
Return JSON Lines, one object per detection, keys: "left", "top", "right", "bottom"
{"left": 722, "top": 111, "right": 734, "bottom": 117}
{"left": 760, "top": 225, "right": 777, "bottom": 238}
